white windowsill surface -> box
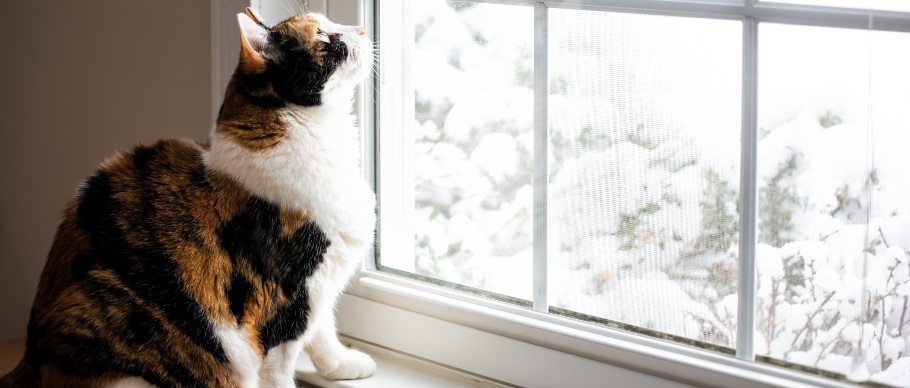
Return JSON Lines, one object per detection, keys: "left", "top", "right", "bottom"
{"left": 331, "top": 271, "right": 863, "bottom": 388}
{"left": 295, "top": 338, "right": 507, "bottom": 388}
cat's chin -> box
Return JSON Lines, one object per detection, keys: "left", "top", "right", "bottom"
{"left": 338, "top": 34, "right": 375, "bottom": 86}
{"left": 320, "top": 67, "right": 372, "bottom": 102}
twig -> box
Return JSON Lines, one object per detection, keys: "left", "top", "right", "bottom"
{"left": 818, "top": 226, "right": 843, "bottom": 242}
{"left": 767, "top": 278, "right": 781, "bottom": 355}
{"left": 877, "top": 227, "right": 890, "bottom": 248}
{"left": 787, "top": 291, "right": 835, "bottom": 357}
{"left": 814, "top": 318, "right": 850, "bottom": 367}
{"left": 879, "top": 297, "right": 887, "bottom": 371}
{"left": 873, "top": 277, "right": 910, "bottom": 306}
{"left": 899, "top": 296, "right": 907, "bottom": 338}
{"left": 884, "top": 258, "right": 899, "bottom": 291}
{"left": 807, "top": 256, "right": 818, "bottom": 300}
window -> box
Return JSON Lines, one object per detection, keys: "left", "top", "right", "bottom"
{"left": 363, "top": 0, "right": 910, "bottom": 386}
{"left": 755, "top": 22, "right": 910, "bottom": 380}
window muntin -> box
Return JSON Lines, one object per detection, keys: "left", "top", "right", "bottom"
{"left": 764, "top": 0, "right": 910, "bottom": 13}
{"left": 380, "top": 1, "right": 910, "bottom": 381}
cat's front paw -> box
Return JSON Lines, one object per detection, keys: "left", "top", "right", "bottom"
{"left": 313, "top": 348, "right": 376, "bottom": 380}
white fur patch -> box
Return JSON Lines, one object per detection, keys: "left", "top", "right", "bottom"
{"left": 214, "top": 325, "right": 261, "bottom": 387}
{"left": 259, "top": 339, "right": 306, "bottom": 388}
{"left": 301, "top": 229, "right": 376, "bottom": 380}
{"left": 204, "top": 14, "right": 377, "bottom": 383}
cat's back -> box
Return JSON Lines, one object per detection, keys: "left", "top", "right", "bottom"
{"left": 17, "top": 138, "right": 250, "bottom": 388}
{"left": 36, "top": 137, "right": 219, "bottom": 309}
{"left": 52, "top": 138, "right": 232, "bottom": 281}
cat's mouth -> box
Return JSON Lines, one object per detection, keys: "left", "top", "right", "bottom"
{"left": 332, "top": 34, "right": 373, "bottom": 83}
{"left": 347, "top": 35, "right": 374, "bottom": 80}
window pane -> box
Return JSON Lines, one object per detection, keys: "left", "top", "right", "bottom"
{"left": 761, "top": 0, "right": 910, "bottom": 12}
{"left": 757, "top": 23, "right": 910, "bottom": 386}
{"left": 392, "top": 0, "right": 535, "bottom": 300}
{"left": 547, "top": 9, "right": 742, "bottom": 348}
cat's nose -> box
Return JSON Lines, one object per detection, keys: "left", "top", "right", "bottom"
{"left": 356, "top": 27, "right": 366, "bottom": 36}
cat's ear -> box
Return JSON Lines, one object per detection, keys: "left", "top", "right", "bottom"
{"left": 245, "top": 7, "right": 265, "bottom": 25}
{"left": 237, "top": 13, "right": 270, "bottom": 73}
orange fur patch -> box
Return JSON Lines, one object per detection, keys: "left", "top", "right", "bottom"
{"left": 276, "top": 15, "right": 326, "bottom": 66}
{"left": 217, "top": 80, "right": 288, "bottom": 152}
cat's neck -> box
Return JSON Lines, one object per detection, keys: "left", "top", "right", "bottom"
{"left": 218, "top": 77, "right": 356, "bottom": 125}
{"left": 204, "top": 81, "right": 363, "bottom": 211}
{"left": 282, "top": 91, "right": 357, "bottom": 128}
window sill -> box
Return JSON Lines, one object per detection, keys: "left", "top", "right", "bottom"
{"left": 335, "top": 270, "right": 861, "bottom": 388}
{"left": 295, "top": 337, "right": 505, "bottom": 387}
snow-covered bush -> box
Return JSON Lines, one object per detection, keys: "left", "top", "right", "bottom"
{"left": 754, "top": 112, "right": 910, "bottom": 383}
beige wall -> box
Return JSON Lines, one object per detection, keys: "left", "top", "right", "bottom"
{"left": 0, "top": 1, "right": 213, "bottom": 340}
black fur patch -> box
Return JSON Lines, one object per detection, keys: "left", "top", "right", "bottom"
{"left": 260, "top": 296, "right": 309, "bottom": 350}
{"left": 217, "top": 197, "right": 331, "bottom": 348}
{"left": 189, "top": 161, "right": 210, "bottom": 189}
{"left": 131, "top": 144, "right": 161, "bottom": 181}
{"left": 78, "top": 275, "right": 203, "bottom": 388}
{"left": 227, "top": 272, "right": 252, "bottom": 323}
{"left": 73, "top": 156, "right": 229, "bottom": 369}
{"left": 267, "top": 39, "right": 347, "bottom": 106}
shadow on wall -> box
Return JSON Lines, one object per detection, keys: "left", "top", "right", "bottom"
{"left": 0, "top": 0, "right": 212, "bottom": 340}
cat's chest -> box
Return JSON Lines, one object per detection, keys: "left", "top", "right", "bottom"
{"left": 279, "top": 119, "right": 374, "bottom": 229}
{"left": 279, "top": 147, "right": 375, "bottom": 258}
{"left": 205, "top": 113, "right": 375, "bottom": 252}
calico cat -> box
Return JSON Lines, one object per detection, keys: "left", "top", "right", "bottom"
{"left": 0, "top": 8, "right": 376, "bottom": 388}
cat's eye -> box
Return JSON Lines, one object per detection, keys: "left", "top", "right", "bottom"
{"left": 316, "top": 31, "right": 330, "bottom": 44}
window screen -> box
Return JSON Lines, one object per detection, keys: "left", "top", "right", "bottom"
{"left": 756, "top": 23, "right": 910, "bottom": 382}
{"left": 547, "top": 9, "right": 742, "bottom": 347}
{"left": 375, "top": 0, "right": 910, "bottom": 385}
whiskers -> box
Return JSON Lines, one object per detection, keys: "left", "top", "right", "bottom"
{"left": 370, "top": 39, "right": 381, "bottom": 71}
{"left": 365, "top": 40, "right": 381, "bottom": 104}
{"left": 271, "top": 0, "right": 309, "bottom": 21}
{"left": 285, "top": 0, "right": 308, "bottom": 16}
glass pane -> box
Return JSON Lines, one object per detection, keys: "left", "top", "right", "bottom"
{"left": 761, "top": 0, "right": 910, "bottom": 12}
{"left": 757, "top": 23, "right": 910, "bottom": 386}
{"left": 547, "top": 9, "right": 742, "bottom": 348}
{"left": 389, "top": 0, "right": 535, "bottom": 300}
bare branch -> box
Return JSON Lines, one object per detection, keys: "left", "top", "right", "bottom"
{"left": 786, "top": 291, "right": 835, "bottom": 357}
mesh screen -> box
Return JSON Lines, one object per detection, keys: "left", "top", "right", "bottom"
{"left": 547, "top": 9, "right": 743, "bottom": 347}
{"left": 756, "top": 23, "right": 910, "bottom": 383}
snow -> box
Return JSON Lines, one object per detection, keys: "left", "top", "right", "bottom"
{"left": 470, "top": 133, "right": 520, "bottom": 183}
{"left": 881, "top": 215, "right": 910, "bottom": 253}
{"left": 756, "top": 243, "right": 785, "bottom": 279}
{"left": 872, "top": 357, "right": 910, "bottom": 387}
{"left": 882, "top": 336, "right": 906, "bottom": 362}
{"left": 392, "top": 1, "right": 910, "bottom": 386}
{"left": 813, "top": 265, "right": 842, "bottom": 294}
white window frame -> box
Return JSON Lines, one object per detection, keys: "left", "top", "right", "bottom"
{"left": 355, "top": 1, "right": 910, "bottom": 386}
{"left": 227, "top": 1, "right": 910, "bottom": 386}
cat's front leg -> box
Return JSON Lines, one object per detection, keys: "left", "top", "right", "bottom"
{"left": 258, "top": 339, "right": 305, "bottom": 388}
{"left": 305, "top": 316, "right": 376, "bottom": 380}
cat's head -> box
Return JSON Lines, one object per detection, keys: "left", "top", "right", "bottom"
{"left": 234, "top": 8, "right": 372, "bottom": 107}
